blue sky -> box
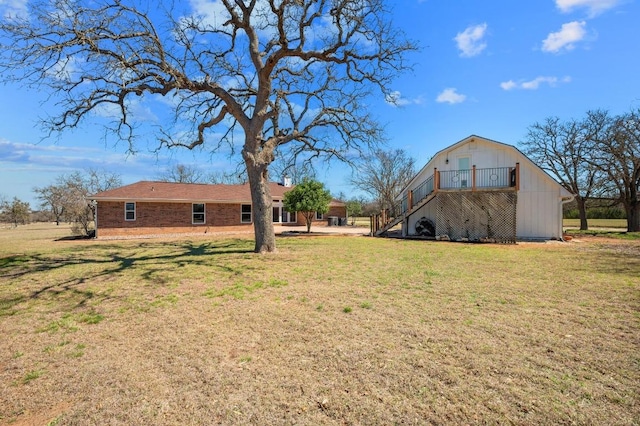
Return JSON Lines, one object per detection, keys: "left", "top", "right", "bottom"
{"left": 1, "top": 0, "right": 639, "bottom": 207}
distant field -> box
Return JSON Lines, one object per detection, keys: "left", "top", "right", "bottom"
{"left": 563, "top": 218, "right": 628, "bottom": 229}
{"left": 1, "top": 223, "right": 639, "bottom": 424}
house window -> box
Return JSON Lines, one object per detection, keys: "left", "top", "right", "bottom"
{"left": 315, "top": 211, "right": 324, "bottom": 220}
{"left": 241, "top": 204, "right": 252, "bottom": 223}
{"left": 192, "top": 203, "right": 205, "bottom": 224}
{"left": 125, "top": 202, "right": 136, "bottom": 221}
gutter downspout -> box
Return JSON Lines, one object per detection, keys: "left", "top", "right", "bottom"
{"left": 560, "top": 193, "right": 575, "bottom": 241}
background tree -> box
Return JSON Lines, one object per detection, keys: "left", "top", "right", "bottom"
{"left": 520, "top": 114, "right": 604, "bottom": 230}
{"left": 0, "top": 197, "right": 30, "bottom": 227}
{"left": 207, "top": 170, "right": 248, "bottom": 185}
{"left": 33, "top": 169, "right": 122, "bottom": 236}
{"left": 157, "top": 164, "right": 204, "bottom": 184}
{"left": 33, "top": 184, "right": 67, "bottom": 225}
{"left": 1, "top": 0, "right": 416, "bottom": 253}
{"left": 269, "top": 152, "right": 317, "bottom": 185}
{"left": 65, "top": 169, "right": 122, "bottom": 236}
{"left": 283, "top": 180, "right": 332, "bottom": 233}
{"left": 350, "top": 149, "right": 416, "bottom": 215}
{"left": 590, "top": 108, "right": 640, "bottom": 232}
{"left": 345, "top": 197, "right": 365, "bottom": 224}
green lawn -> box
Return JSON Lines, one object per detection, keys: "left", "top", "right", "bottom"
{"left": 1, "top": 224, "right": 639, "bottom": 424}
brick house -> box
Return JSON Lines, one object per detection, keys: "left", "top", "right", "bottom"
{"left": 90, "top": 180, "right": 347, "bottom": 238}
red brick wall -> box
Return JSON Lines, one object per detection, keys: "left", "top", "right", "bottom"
{"left": 96, "top": 201, "right": 347, "bottom": 236}
{"left": 96, "top": 201, "right": 253, "bottom": 237}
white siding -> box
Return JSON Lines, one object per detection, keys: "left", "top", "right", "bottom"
{"left": 407, "top": 201, "right": 436, "bottom": 236}
{"left": 403, "top": 136, "right": 572, "bottom": 240}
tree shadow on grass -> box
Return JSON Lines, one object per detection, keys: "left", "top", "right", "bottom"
{"left": 0, "top": 239, "right": 255, "bottom": 316}
{"left": 567, "top": 241, "right": 640, "bottom": 277}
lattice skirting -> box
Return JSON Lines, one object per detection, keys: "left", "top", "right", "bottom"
{"left": 434, "top": 191, "right": 517, "bottom": 243}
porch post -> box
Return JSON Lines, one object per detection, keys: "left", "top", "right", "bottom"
{"left": 515, "top": 162, "right": 520, "bottom": 191}
{"left": 472, "top": 165, "right": 477, "bottom": 191}
{"left": 408, "top": 190, "right": 413, "bottom": 211}
{"left": 434, "top": 168, "right": 439, "bottom": 191}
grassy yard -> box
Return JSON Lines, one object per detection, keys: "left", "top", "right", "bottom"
{"left": 1, "top": 224, "right": 639, "bottom": 425}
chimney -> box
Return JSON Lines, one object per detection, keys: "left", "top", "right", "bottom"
{"left": 283, "top": 175, "right": 292, "bottom": 187}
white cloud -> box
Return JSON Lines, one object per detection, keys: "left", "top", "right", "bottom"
{"left": 500, "top": 76, "right": 572, "bottom": 90}
{"left": 542, "top": 21, "right": 587, "bottom": 53}
{"left": 500, "top": 80, "right": 518, "bottom": 91}
{"left": 436, "top": 88, "right": 466, "bottom": 104}
{"left": 188, "top": 0, "right": 230, "bottom": 29}
{"left": 385, "top": 91, "right": 424, "bottom": 107}
{"left": 454, "top": 23, "right": 488, "bottom": 57}
{"left": 0, "top": 0, "right": 28, "bottom": 19}
{"left": 555, "top": 0, "right": 621, "bottom": 17}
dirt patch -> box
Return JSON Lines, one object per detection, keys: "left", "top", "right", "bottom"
{"left": 8, "top": 401, "right": 72, "bottom": 426}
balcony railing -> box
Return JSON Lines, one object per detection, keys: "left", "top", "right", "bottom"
{"left": 440, "top": 167, "right": 514, "bottom": 190}
{"left": 399, "top": 164, "right": 519, "bottom": 215}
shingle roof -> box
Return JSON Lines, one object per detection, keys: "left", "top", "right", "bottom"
{"left": 91, "top": 180, "right": 345, "bottom": 205}
{"left": 90, "top": 181, "right": 291, "bottom": 203}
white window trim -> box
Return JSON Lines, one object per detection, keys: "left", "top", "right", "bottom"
{"left": 124, "top": 202, "right": 136, "bottom": 221}
{"left": 315, "top": 211, "right": 324, "bottom": 220}
{"left": 241, "top": 204, "right": 252, "bottom": 223}
{"left": 192, "top": 203, "right": 206, "bottom": 225}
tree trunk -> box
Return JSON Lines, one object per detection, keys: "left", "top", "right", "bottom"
{"left": 305, "top": 213, "right": 312, "bottom": 233}
{"left": 626, "top": 202, "right": 640, "bottom": 232}
{"left": 245, "top": 156, "right": 277, "bottom": 253}
{"left": 576, "top": 196, "right": 588, "bottom": 231}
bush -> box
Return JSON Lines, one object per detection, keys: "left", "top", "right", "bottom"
{"left": 587, "top": 207, "right": 626, "bottom": 219}
{"left": 563, "top": 207, "right": 626, "bottom": 219}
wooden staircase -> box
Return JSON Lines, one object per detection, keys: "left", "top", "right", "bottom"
{"left": 375, "top": 192, "right": 437, "bottom": 236}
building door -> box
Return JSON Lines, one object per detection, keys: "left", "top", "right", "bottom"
{"left": 272, "top": 202, "right": 296, "bottom": 223}
{"left": 458, "top": 156, "right": 470, "bottom": 188}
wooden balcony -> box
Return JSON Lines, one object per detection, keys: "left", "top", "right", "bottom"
{"left": 397, "top": 163, "right": 520, "bottom": 215}
{"left": 371, "top": 164, "right": 520, "bottom": 236}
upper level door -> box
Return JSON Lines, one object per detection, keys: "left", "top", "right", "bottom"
{"left": 458, "top": 156, "right": 471, "bottom": 188}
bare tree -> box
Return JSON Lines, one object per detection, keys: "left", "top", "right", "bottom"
{"left": 269, "top": 151, "right": 317, "bottom": 185}
{"left": 1, "top": 0, "right": 416, "bottom": 253}
{"left": 33, "top": 184, "right": 67, "bottom": 225}
{"left": 350, "top": 149, "right": 416, "bottom": 214}
{"left": 157, "top": 164, "right": 204, "bottom": 184}
{"left": 71, "top": 169, "right": 122, "bottom": 235}
{"left": 34, "top": 169, "right": 122, "bottom": 235}
{"left": 590, "top": 109, "right": 640, "bottom": 232}
{"left": 207, "top": 170, "right": 248, "bottom": 185}
{"left": 521, "top": 115, "right": 604, "bottom": 230}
